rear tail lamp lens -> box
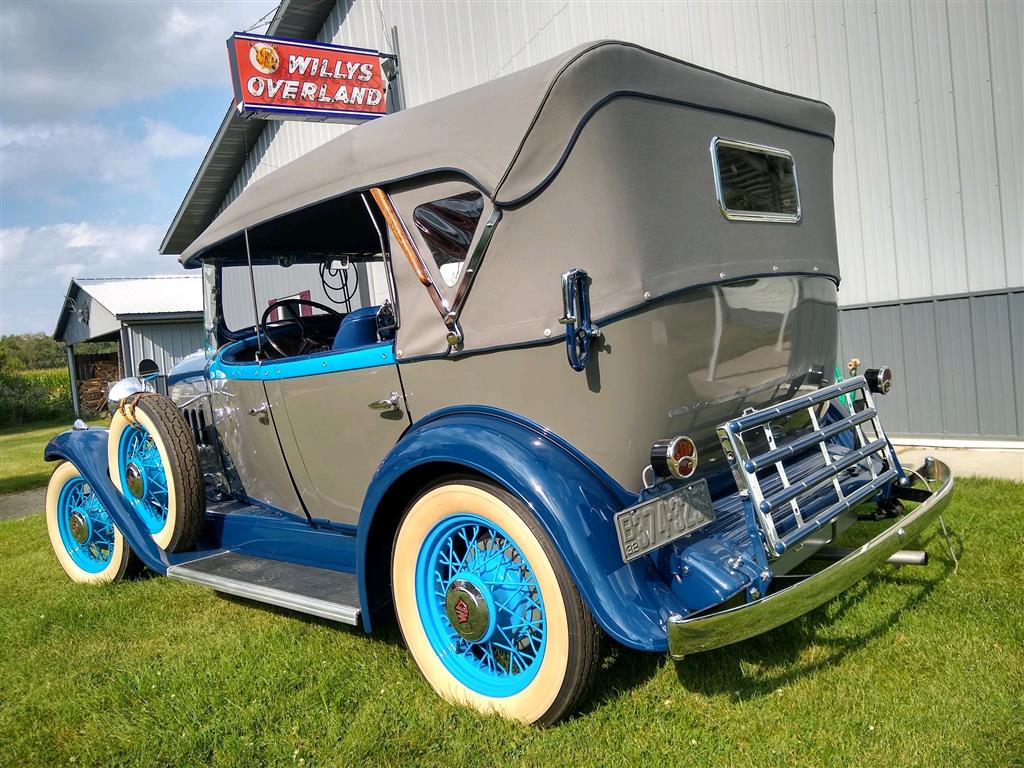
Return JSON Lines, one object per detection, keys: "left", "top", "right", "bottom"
{"left": 651, "top": 436, "right": 698, "bottom": 479}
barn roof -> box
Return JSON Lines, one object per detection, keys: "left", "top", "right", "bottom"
{"left": 159, "top": 0, "right": 340, "bottom": 256}
{"left": 54, "top": 275, "right": 202, "bottom": 342}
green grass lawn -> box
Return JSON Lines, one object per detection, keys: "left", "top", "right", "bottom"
{"left": 0, "top": 417, "right": 107, "bottom": 494}
{"left": 1, "top": 478, "right": 1021, "bottom": 767}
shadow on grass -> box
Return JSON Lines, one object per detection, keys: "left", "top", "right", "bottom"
{"left": 673, "top": 526, "right": 961, "bottom": 701}
{"left": 579, "top": 523, "right": 963, "bottom": 711}
{"left": 214, "top": 592, "right": 409, "bottom": 648}
{"left": 172, "top": 519, "right": 965, "bottom": 715}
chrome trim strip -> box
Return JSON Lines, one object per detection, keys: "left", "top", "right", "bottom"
{"left": 166, "top": 564, "right": 361, "bottom": 625}
{"left": 710, "top": 136, "right": 801, "bottom": 223}
{"left": 450, "top": 207, "right": 501, "bottom": 321}
{"left": 667, "top": 459, "right": 953, "bottom": 659}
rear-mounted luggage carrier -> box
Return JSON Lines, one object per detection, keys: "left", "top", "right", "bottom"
{"left": 718, "top": 375, "right": 902, "bottom": 558}
{"left": 668, "top": 376, "right": 954, "bottom": 658}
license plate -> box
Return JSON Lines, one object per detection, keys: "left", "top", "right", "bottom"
{"left": 614, "top": 478, "right": 715, "bottom": 562}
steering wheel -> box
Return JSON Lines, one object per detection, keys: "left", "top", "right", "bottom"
{"left": 260, "top": 298, "right": 343, "bottom": 359}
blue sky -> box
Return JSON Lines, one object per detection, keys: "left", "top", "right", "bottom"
{"left": 0, "top": 0, "right": 278, "bottom": 335}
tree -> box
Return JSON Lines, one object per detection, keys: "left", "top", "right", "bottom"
{"left": 0, "top": 333, "right": 67, "bottom": 370}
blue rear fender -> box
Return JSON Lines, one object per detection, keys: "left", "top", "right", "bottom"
{"left": 44, "top": 428, "right": 171, "bottom": 574}
{"left": 356, "top": 406, "right": 682, "bottom": 652}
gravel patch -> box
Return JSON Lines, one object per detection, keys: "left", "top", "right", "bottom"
{"left": 0, "top": 488, "right": 44, "bottom": 522}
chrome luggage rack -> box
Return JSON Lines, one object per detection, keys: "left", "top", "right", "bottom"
{"left": 717, "top": 375, "right": 901, "bottom": 557}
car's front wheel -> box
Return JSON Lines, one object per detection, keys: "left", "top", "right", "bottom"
{"left": 391, "top": 478, "right": 600, "bottom": 725}
{"left": 46, "top": 461, "right": 134, "bottom": 583}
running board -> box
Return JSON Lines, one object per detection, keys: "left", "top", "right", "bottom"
{"left": 167, "top": 552, "right": 361, "bottom": 625}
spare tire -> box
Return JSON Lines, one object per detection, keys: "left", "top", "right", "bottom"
{"left": 107, "top": 393, "right": 204, "bottom": 552}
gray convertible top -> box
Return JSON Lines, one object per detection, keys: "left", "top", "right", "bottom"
{"left": 179, "top": 40, "right": 834, "bottom": 266}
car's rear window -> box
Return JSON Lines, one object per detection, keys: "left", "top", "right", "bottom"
{"left": 712, "top": 138, "right": 800, "bottom": 222}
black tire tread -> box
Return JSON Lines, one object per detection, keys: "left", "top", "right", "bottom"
{"left": 134, "top": 394, "right": 204, "bottom": 552}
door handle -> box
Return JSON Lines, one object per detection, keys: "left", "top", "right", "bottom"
{"left": 248, "top": 403, "right": 269, "bottom": 416}
{"left": 368, "top": 392, "right": 400, "bottom": 410}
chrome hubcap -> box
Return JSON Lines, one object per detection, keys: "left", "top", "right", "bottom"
{"left": 68, "top": 510, "right": 90, "bottom": 545}
{"left": 125, "top": 463, "right": 145, "bottom": 499}
{"left": 444, "top": 578, "right": 491, "bottom": 643}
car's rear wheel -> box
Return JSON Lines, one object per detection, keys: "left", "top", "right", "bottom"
{"left": 107, "top": 394, "right": 203, "bottom": 552}
{"left": 46, "top": 461, "right": 133, "bottom": 583}
{"left": 391, "top": 478, "right": 600, "bottom": 725}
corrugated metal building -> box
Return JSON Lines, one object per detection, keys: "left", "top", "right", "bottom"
{"left": 162, "top": 0, "right": 1023, "bottom": 443}
{"left": 54, "top": 276, "right": 204, "bottom": 414}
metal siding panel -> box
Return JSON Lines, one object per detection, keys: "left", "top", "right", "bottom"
{"left": 706, "top": 2, "right": 740, "bottom": 77}
{"left": 876, "top": 1, "right": 934, "bottom": 301}
{"left": 814, "top": 4, "right": 867, "bottom": 306}
{"left": 866, "top": 305, "right": 910, "bottom": 433}
{"left": 837, "top": 307, "right": 872, "bottom": 373}
{"left": 843, "top": 1, "right": 899, "bottom": 304}
{"left": 933, "top": 296, "right": 980, "bottom": 437}
{"left": 986, "top": 0, "right": 1024, "bottom": 289}
{"left": 898, "top": 302, "right": 943, "bottom": 436}
{"left": 969, "top": 293, "right": 1019, "bottom": 438}
{"left": 758, "top": 1, "right": 792, "bottom": 91}
{"left": 785, "top": 1, "right": 822, "bottom": 100}
{"left": 1009, "top": 291, "right": 1024, "bottom": 439}
{"left": 908, "top": 1, "right": 970, "bottom": 297}
{"left": 685, "top": 1, "right": 715, "bottom": 68}
{"left": 947, "top": 0, "right": 1007, "bottom": 294}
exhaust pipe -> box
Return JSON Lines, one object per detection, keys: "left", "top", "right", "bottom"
{"left": 813, "top": 547, "right": 928, "bottom": 566}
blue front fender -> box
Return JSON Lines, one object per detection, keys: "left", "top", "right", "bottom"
{"left": 44, "top": 428, "right": 171, "bottom": 575}
{"left": 357, "top": 406, "right": 681, "bottom": 652}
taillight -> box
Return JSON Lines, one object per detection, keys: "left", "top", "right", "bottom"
{"left": 651, "top": 436, "right": 698, "bottom": 480}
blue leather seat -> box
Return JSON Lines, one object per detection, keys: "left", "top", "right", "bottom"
{"left": 332, "top": 306, "right": 381, "bottom": 351}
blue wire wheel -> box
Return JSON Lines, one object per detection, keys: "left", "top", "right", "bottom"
{"left": 392, "top": 480, "right": 600, "bottom": 725}
{"left": 414, "top": 512, "right": 547, "bottom": 697}
{"left": 115, "top": 423, "right": 170, "bottom": 536}
{"left": 46, "top": 462, "right": 131, "bottom": 583}
{"left": 107, "top": 395, "right": 204, "bottom": 553}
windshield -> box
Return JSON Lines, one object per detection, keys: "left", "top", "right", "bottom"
{"left": 220, "top": 259, "right": 391, "bottom": 334}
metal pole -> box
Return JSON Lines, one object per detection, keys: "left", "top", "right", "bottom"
{"left": 390, "top": 25, "right": 407, "bottom": 112}
{"left": 66, "top": 344, "right": 80, "bottom": 419}
{"left": 243, "top": 228, "right": 264, "bottom": 359}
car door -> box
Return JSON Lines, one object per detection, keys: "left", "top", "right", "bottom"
{"left": 265, "top": 340, "right": 409, "bottom": 526}
{"left": 207, "top": 373, "right": 306, "bottom": 518}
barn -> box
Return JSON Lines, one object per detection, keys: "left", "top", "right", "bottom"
{"left": 161, "top": 0, "right": 1022, "bottom": 445}
{"left": 53, "top": 275, "right": 204, "bottom": 417}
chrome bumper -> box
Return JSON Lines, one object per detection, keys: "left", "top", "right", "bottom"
{"left": 667, "top": 458, "right": 954, "bottom": 659}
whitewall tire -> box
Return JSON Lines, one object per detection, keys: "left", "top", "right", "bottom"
{"left": 107, "top": 394, "right": 203, "bottom": 552}
{"left": 46, "top": 461, "right": 132, "bottom": 583}
{"left": 391, "top": 478, "right": 601, "bottom": 725}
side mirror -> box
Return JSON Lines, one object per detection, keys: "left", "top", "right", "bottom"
{"left": 137, "top": 358, "right": 161, "bottom": 381}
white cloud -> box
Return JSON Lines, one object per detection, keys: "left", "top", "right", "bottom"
{"left": 1, "top": 221, "right": 185, "bottom": 334}
{"left": 0, "top": 118, "right": 209, "bottom": 201}
{"left": 0, "top": 1, "right": 278, "bottom": 121}
{"left": 1, "top": 222, "right": 167, "bottom": 287}
{"left": 140, "top": 118, "right": 210, "bottom": 159}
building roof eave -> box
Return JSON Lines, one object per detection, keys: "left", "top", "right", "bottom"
{"left": 159, "top": 0, "right": 339, "bottom": 256}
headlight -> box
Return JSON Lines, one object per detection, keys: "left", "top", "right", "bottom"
{"left": 168, "top": 378, "right": 207, "bottom": 408}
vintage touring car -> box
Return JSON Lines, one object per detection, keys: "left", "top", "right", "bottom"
{"left": 44, "top": 41, "right": 953, "bottom": 724}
